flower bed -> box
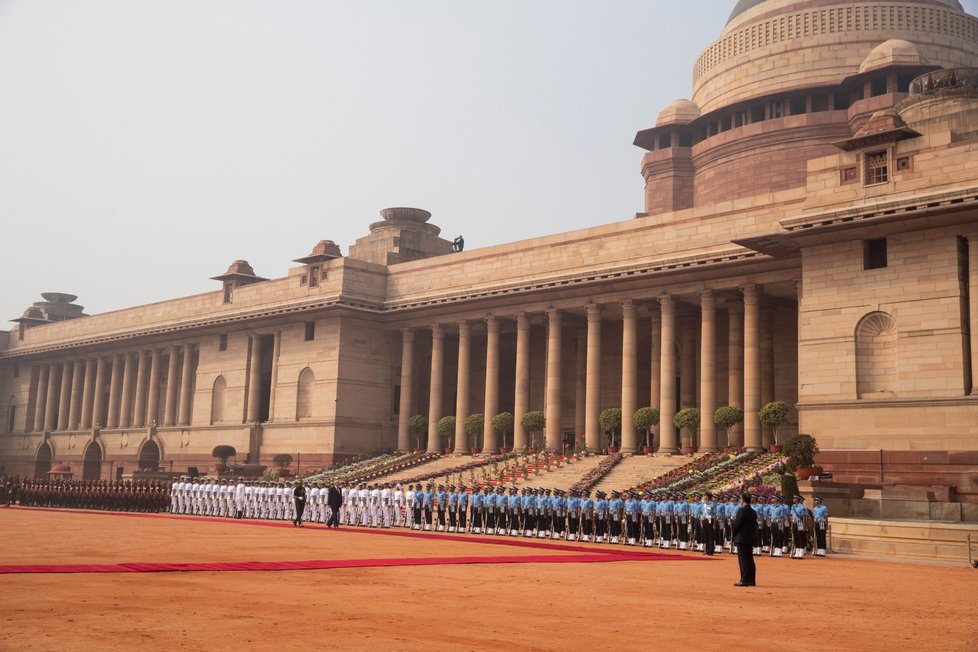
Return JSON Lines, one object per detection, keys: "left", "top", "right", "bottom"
{"left": 395, "top": 452, "right": 521, "bottom": 488}
{"left": 569, "top": 453, "right": 623, "bottom": 494}
{"left": 301, "top": 451, "right": 438, "bottom": 485}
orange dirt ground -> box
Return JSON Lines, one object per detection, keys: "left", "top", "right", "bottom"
{"left": 1, "top": 508, "right": 975, "bottom": 651}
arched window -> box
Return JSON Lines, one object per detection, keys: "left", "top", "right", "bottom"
{"left": 34, "top": 442, "right": 52, "bottom": 478}
{"left": 83, "top": 441, "right": 103, "bottom": 481}
{"left": 138, "top": 440, "right": 161, "bottom": 471}
{"left": 296, "top": 368, "right": 315, "bottom": 421}
{"left": 210, "top": 376, "right": 227, "bottom": 424}
{"left": 856, "top": 311, "right": 898, "bottom": 398}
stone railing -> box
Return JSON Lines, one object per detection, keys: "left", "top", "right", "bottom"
{"left": 909, "top": 67, "right": 978, "bottom": 96}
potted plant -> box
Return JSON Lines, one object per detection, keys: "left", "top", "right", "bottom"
{"left": 599, "top": 408, "right": 622, "bottom": 453}
{"left": 673, "top": 407, "right": 701, "bottom": 454}
{"left": 713, "top": 406, "right": 744, "bottom": 451}
{"left": 464, "top": 413, "right": 484, "bottom": 454}
{"left": 760, "top": 401, "right": 789, "bottom": 451}
{"left": 784, "top": 433, "right": 819, "bottom": 480}
{"left": 212, "top": 444, "right": 236, "bottom": 474}
{"left": 273, "top": 453, "right": 294, "bottom": 478}
{"left": 407, "top": 414, "right": 427, "bottom": 452}
{"left": 632, "top": 407, "right": 659, "bottom": 454}
{"left": 521, "top": 411, "right": 545, "bottom": 453}
{"left": 491, "top": 412, "right": 514, "bottom": 453}
{"left": 437, "top": 416, "right": 456, "bottom": 454}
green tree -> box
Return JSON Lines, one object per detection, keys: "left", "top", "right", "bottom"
{"left": 632, "top": 407, "right": 660, "bottom": 449}
{"left": 784, "top": 433, "right": 819, "bottom": 472}
{"left": 674, "top": 407, "right": 701, "bottom": 449}
{"left": 437, "top": 416, "right": 456, "bottom": 450}
{"left": 599, "top": 408, "right": 622, "bottom": 448}
{"left": 211, "top": 445, "right": 236, "bottom": 465}
{"left": 760, "top": 401, "right": 789, "bottom": 444}
{"left": 273, "top": 453, "right": 294, "bottom": 471}
{"left": 713, "top": 406, "right": 744, "bottom": 446}
{"left": 490, "top": 412, "right": 514, "bottom": 449}
{"left": 407, "top": 414, "right": 427, "bottom": 451}
{"left": 463, "top": 413, "right": 484, "bottom": 451}
{"left": 521, "top": 411, "right": 545, "bottom": 450}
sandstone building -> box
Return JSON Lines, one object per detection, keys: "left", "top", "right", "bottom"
{"left": 2, "top": 0, "right": 977, "bottom": 500}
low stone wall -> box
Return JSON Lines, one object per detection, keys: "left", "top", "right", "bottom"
{"left": 829, "top": 517, "right": 978, "bottom": 564}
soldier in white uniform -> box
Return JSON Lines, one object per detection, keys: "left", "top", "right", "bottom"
{"left": 346, "top": 485, "right": 358, "bottom": 525}
{"left": 369, "top": 484, "right": 381, "bottom": 527}
{"left": 380, "top": 483, "right": 393, "bottom": 528}
{"left": 308, "top": 483, "right": 321, "bottom": 523}
{"left": 403, "top": 484, "right": 415, "bottom": 529}
{"left": 393, "top": 484, "right": 404, "bottom": 527}
{"left": 234, "top": 479, "right": 246, "bottom": 519}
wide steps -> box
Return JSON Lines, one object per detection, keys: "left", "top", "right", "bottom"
{"left": 370, "top": 456, "right": 469, "bottom": 484}
{"left": 592, "top": 454, "right": 698, "bottom": 494}
{"left": 515, "top": 455, "right": 604, "bottom": 490}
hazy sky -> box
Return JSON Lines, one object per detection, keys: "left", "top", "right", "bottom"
{"left": 2, "top": 0, "right": 977, "bottom": 323}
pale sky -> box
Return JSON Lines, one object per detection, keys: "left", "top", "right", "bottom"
{"left": 2, "top": 0, "right": 977, "bottom": 324}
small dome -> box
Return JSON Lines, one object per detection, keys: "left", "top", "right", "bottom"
{"left": 309, "top": 240, "right": 342, "bottom": 258}
{"left": 859, "top": 39, "right": 929, "bottom": 75}
{"left": 40, "top": 292, "right": 78, "bottom": 304}
{"left": 22, "top": 307, "right": 45, "bottom": 320}
{"left": 656, "top": 99, "right": 700, "bottom": 127}
{"left": 225, "top": 260, "right": 256, "bottom": 276}
{"left": 380, "top": 207, "right": 431, "bottom": 223}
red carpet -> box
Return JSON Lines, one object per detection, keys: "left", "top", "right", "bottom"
{"left": 3, "top": 507, "right": 708, "bottom": 574}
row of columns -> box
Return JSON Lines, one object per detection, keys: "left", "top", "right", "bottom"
{"left": 396, "top": 285, "right": 769, "bottom": 455}
{"left": 26, "top": 345, "right": 197, "bottom": 433}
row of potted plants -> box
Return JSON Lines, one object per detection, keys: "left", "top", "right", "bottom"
{"left": 568, "top": 453, "right": 624, "bottom": 494}
{"left": 302, "top": 451, "right": 436, "bottom": 485}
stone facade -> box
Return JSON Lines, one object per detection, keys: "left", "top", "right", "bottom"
{"left": 2, "top": 0, "right": 977, "bottom": 497}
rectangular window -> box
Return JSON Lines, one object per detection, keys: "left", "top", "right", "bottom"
{"left": 840, "top": 166, "right": 858, "bottom": 185}
{"left": 6, "top": 405, "right": 15, "bottom": 433}
{"left": 677, "top": 130, "right": 692, "bottom": 147}
{"left": 219, "top": 334, "right": 228, "bottom": 352}
{"left": 789, "top": 97, "right": 807, "bottom": 115}
{"left": 767, "top": 101, "right": 783, "bottom": 119}
{"left": 308, "top": 266, "right": 319, "bottom": 289}
{"left": 658, "top": 132, "right": 672, "bottom": 149}
{"left": 871, "top": 76, "right": 888, "bottom": 97}
{"left": 864, "top": 238, "right": 888, "bottom": 270}
{"left": 833, "top": 92, "right": 851, "bottom": 110}
{"left": 865, "top": 150, "right": 889, "bottom": 185}
{"left": 750, "top": 105, "right": 765, "bottom": 122}
{"left": 223, "top": 283, "right": 233, "bottom": 304}
{"left": 304, "top": 321, "right": 316, "bottom": 341}
{"left": 811, "top": 94, "right": 829, "bottom": 112}
{"left": 300, "top": 274, "right": 308, "bottom": 286}
{"left": 13, "top": 363, "right": 19, "bottom": 378}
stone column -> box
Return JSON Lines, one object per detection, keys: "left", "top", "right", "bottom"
{"left": 585, "top": 305, "right": 602, "bottom": 453}
{"left": 396, "top": 329, "right": 415, "bottom": 451}
{"left": 79, "top": 357, "right": 98, "bottom": 429}
{"left": 658, "top": 295, "right": 678, "bottom": 454}
{"left": 427, "top": 324, "right": 444, "bottom": 453}
{"left": 133, "top": 352, "right": 150, "bottom": 428}
{"left": 699, "top": 291, "right": 718, "bottom": 452}
{"left": 970, "top": 237, "right": 978, "bottom": 393}
{"left": 743, "top": 285, "right": 762, "bottom": 451}
{"left": 727, "top": 303, "right": 744, "bottom": 447}
{"left": 760, "top": 305, "right": 775, "bottom": 448}
{"left": 574, "top": 327, "right": 586, "bottom": 445}
{"left": 67, "top": 360, "right": 84, "bottom": 430}
{"left": 33, "top": 365, "right": 50, "bottom": 432}
{"left": 106, "top": 354, "right": 124, "bottom": 429}
{"left": 43, "top": 365, "right": 58, "bottom": 431}
{"left": 544, "top": 309, "right": 563, "bottom": 451}
{"left": 146, "top": 349, "right": 163, "bottom": 427}
{"left": 57, "top": 362, "right": 72, "bottom": 431}
{"left": 267, "top": 332, "right": 282, "bottom": 421}
{"left": 621, "top": 300, "right": 638, "bottom": 454}
{"left": 178, "top": 345, "right": 195, "bottom": 425}
{"left": 455, "top": 320, "right": 471, "bottom": 452}
{"left": 649, "top": 311, "right": 661, "bottom": 414}
{"left": 513, "top": 314, "right": 529, "bottom": 451}
{"left": 246, "top": 337, "right": 263, "bottom": 424}
{"left": 163, "top": 346, "right": 181, "bottom": 426}
{"left": 483, "top": 316, "right": 501, "bottom": 454}
{"left": 119, "top": 353, "right": 136, "bottom": 428}
{"left": 91, "top": 356, "right": 109, "bottom": 429}
{"left": 680, "top": 318, "right": 697, "bottom": 448}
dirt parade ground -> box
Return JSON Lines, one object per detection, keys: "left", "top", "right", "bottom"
{"left": 0, "top": 509, "right": 975, "bottom": 651}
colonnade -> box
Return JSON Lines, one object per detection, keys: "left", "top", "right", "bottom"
{"left": 23, "top": 345, "right": 197, "bottom": 433}
{"left": 396, "top": 286, "right": 781, "bottom": 455}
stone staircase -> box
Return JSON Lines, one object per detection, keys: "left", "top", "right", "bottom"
{"left": 592, "top": 454, "right": 699, "bottom": 494}
{"left": 370, "top": 455, "right": 469, "bottom": 484}
{"left": 515, "top": 455, "right": 605, "bottom": 489}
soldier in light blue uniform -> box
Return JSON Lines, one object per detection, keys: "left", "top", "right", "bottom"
{"left": 447, "top": 485, "right": 459, "bottom": 533}
{"left": 624, "top": 491, "right": 640, "bottom": 546}
{"left": 700, "top": 492, "right": 715, "bottom": 556}
{"left": 790, "top": 494, "right": 809, "bottom": 558}
{"left": 640, "top": 492, "right": 655, "bottom": 547}
{"left": 506, "top": 487, "right": 520, "bottom": 536}
{"left": 567, "top": 490, "right": 582, "bottom": 541}
{"left": 580, "top": 490, "right": 595, "bottom": 542}
{"left": 659, "top": 493, "right": 674, "bottom": 548}
{"left": 595, "top": 491, "right": 609, "bottom": 543}
{"left": 470, "top": 485, "right": 484, "bottom": 534}
{"left": 436, "top": 485, "right": 448, "bottom": 532}
{"left": 549, "top": 489, "right": 562, "bottom": 540}
{"left": 422, "top": 483, "right": 435, "bottom": 531}
{"left": 608, "top": 491, "right": 624, "bottom": 544}
{"left": 536, "top": 489, "right": 551, "bottom": 539}
{"left": 520, "top": 488, "right": 534, "bottom": 537}
{"left": 412, "top": 484, "right": 424, "bottom": 530}
{"left": 813, "top": 496, "right": 829, "bottom": 556}
{"left": 753, "top": 495, "right": 768, "bottom": 555}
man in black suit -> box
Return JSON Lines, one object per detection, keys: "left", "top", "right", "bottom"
{"left": 732, "top": 492, "right": 757, "bottom": 587}
{"left": 326, "top": 482, "right": 343, "bottom": 528}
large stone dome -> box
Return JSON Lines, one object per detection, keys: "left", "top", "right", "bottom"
{"left": 694, "top": 0, "right": 978, "bottom": 114}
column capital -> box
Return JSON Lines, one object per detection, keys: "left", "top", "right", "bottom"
{"left": 485, "top": 315, "right": 500, "bottom": 333}
{"left": 547, "top": 307, "right": 561, "bottom": 322}
{"left": 741, "top": 284, "right": 760, "bottom": 302}
{"left": 431, "top": 323, "right": 444, "bottom": 337}
{"left": 401, "top": 327, "right": 415, "bottom": 340}
{"left": 658, "top": 294, "right": 675, "bottom": 314}
{"left": 515, "top": 312, "right": 530, "bottom": 329}
{"left": 700, "top": 289, "right": 716, "bottom": 310}
{"left": 621, "top": 299, "right": 638, "bottom": 318}
{"left": 457, "top": 320, "right": 470, "bottom": 335}
{"left": 586, "top": 303, "right": 602, "bottom": 321}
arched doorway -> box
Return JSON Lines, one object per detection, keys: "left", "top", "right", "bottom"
{"left": 138, "top": 440, "right": 161, "bottom": 471}
{"left": 83, "top": 442, "right": 103, "bottom": 481}
{"left": 34, "top": 442, "right": 53, "bottom": 478}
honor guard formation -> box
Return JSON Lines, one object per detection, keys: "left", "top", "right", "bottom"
{"left": 0, "top": 475, "right": 830, "bottom": 559}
